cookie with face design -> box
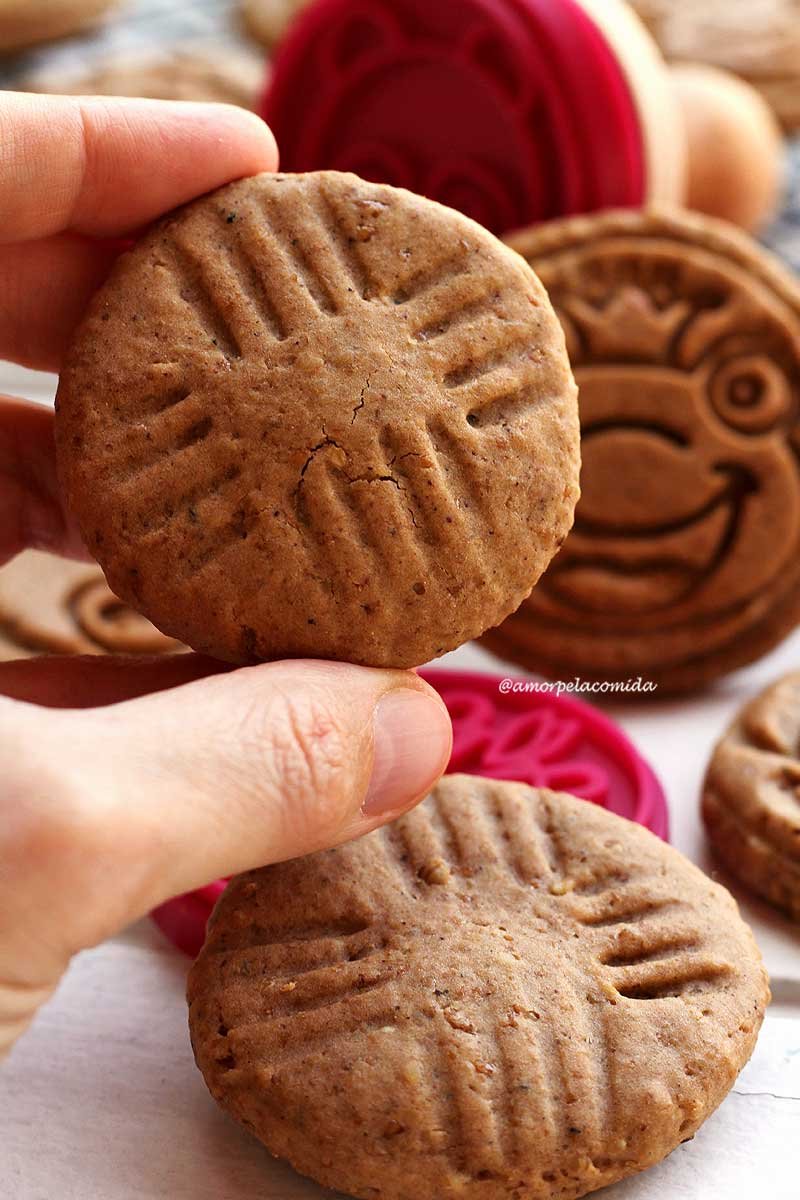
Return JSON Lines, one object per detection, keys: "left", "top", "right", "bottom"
{"left": 483, "top": 209, "right": 800, "bottom": 693}
{"left": 0, "top": 550, "right": 182, "bottom": 659}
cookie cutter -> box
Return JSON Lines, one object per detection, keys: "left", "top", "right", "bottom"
{"left": 151, "top": 668, "right": 667, "bottom": 957}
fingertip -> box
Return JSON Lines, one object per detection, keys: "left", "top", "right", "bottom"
{"left": 363, "top": 684, "right": 453, "bottom": 822}
{"left": 209, "top": 104, "right": 280, "bottom": 175}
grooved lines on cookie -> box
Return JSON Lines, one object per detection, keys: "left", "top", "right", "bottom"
{"left": 104, "top": 178, "right": 550, "bottom": 588}
{"left": 208, "top": 785, "right": 735, "bottom": 1122}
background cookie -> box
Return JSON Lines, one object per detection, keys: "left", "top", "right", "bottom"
{"left": 56, "top": 170, "right": 579, "bottom": 669}
{"left": 484, "top": 208, "right": 800, "bottom": 694}
{"left": 0, "top": 550, "right": 182, "bottom": 659}
{"left": 240, "top": 0, "right": 310, "bottom": 49}
{"left": 23, "top": 46, "right": 266, "bottom": 108}
{"left": 0, "top": 0, "right": 117, "bottom": 53}
{"left": 629, "top": 0, "right": 800, "bottom": 131}
{"left": 703, "top": 671, "right": 800, "bottom": 921}
{"left": 188, "top": 775, "right": 768, "bottom": 1200}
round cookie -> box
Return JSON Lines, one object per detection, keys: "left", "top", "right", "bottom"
{"left": 703, "top": 671, "right": 800, "bottom": 921}
{"left": 24, "top": 47, "right": 266, "bottom": 109}
{"left": 0, "top": 550, "right": 182, "bottom": 659}
{"left": 0, "top": 0, "right": 117, "bottom": 53}
{"left": 484, "top": 208, "right": 800, "bottom": 694}
{"left": 188, "top": 774, "right": 768, "bottom": 1200}
{"left": 629, "top": 0, "right": 800, "bottom": 131}
{"left": 55, "top": 170, "right": 579, "bottom": 669}
{"left": 241, "top": 0, "right": 310, "bottom": 49}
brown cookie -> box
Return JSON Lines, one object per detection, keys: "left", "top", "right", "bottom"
{"left": 24, "top": 47, "right": 266, "bottom": 110}
{"left": 55, "top": 171, "right": 579, "bottom": 669}
{"left": 240, "top": 0, "right": 310, "bottom": 49}
{"left": 629, "top": 0, "right": 800, "bottom": 131}
{"left": 0, "top": 0, "right": 117, "bottom": 53}
{"left": 703, "top": 671, "right": 800, "bottom": 921}
{"left": 0, "top": 550, "right": 182, "bottom": 659}
{"left": 188, "top": 775, "right": 768, "bottom": 1200}
{"left": 484, "top": 208, "right": 800, "bottom": 694}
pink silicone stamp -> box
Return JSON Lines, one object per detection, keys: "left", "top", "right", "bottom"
{"left": 261, "top": 0, "right": 684, "bottom": 234}
{"left": 151, "top": 668, "right": 667, "bottom": 956}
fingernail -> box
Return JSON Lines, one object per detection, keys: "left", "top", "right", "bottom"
{"left": 364, "top": 688, "right": 452, "bottom": 818}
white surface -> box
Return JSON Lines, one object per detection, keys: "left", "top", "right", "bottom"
{"left": 2, "top": 366, "right": 799, "bottom": 1199}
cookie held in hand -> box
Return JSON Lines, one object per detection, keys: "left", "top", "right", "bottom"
{"left": 56, "top": 171, "right": 579, "bottom": 668}
{"left": 703, "top": 671, "right": 800, "bottom": 921}
{"left": 484, "top": 208, "right": 800, "bottom": 693}
{"left": 188, "top": 774, "right": 768, "bottom": 1200}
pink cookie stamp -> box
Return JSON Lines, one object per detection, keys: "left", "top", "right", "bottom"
{"left": 151, "top": 668, "right": 667, "bottom": 956}
{"left": 261, "top": 0, "right": 648, "bottom": 234}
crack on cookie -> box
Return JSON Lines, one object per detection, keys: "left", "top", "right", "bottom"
{"left": 352, "top": 377, "right": 369, "bottom": 424}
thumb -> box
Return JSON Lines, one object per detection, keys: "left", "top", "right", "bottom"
{"left": 2, "top": 661, "right": 452, "bottom": 960}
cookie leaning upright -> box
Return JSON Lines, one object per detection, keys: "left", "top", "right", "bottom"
{"left": 703, "top": 672, "right": 800, "bottom": 921}
{"left": 188, "top": 775, "right": 768, "bottom": 1200}
{"left": 484, "top": 208, "right": 800, "bottom": 693}
{"left": 55, "top": 172, "right": 579, "bottom": 668}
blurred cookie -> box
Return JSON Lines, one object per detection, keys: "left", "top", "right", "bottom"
{"left": 23, "top": 47, "right": 266, "bottom": 109}
{"left": 55, "top": 170, "right": 579, "bottom": 669}
{"left": 484, "top": 208, "right": 800, "bottom": 694}
{"left": 0, "top": 550, "right": 182, "bottom": 659}
{"left": 188, "top": 774, "right": 768, "bottom": 1200}
{"left": 0, "top": 0, "right": 117, "bottom": 53}
{"left": 241, "top": 0, "right": 310, "bottom": 49}
{"left": 703, "top": 672, "right": 800, "bottom": 921}
{"left": 630, "top": 0, "right": 800, "bottom": 130}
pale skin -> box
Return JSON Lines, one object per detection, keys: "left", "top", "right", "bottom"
{"left": 0, "top": 94, "right": 453, "bottom": 1058}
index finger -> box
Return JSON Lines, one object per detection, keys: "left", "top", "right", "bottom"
{"left": 0, "top": 92, "right": 279, "bottom": 241}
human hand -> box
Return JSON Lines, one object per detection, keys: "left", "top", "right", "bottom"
{"left": 0, "top": 94, "right": 453, "bottom": 1058}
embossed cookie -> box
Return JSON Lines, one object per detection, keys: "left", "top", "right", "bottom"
{"left": 484, "top": 208, "right": 800, "bottom": 693}
{"left": 630, "top": 0, "right": 800, "bottom": 130}
{"left": 55, "top": 171, "right": 579, "bottom": 668}
{"left": 188, "top": 775, "right": 768, "bottom": 1200}
{"left": 241, "top": 0, "right": 310, "bottom": 48}
{"left": 0, "top": 0, "right": 117, "bottom": 53}
{"left": 25, "top": 47, "right": 265, "bottom": 109}
{"left": 703, "top": 672, "right": 800, "bottom": 921}
{"left": 0, "top": 550, "right": 182, "bottom": 659}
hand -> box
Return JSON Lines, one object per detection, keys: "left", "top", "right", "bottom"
{"left": 0, "top": 95, "right": 453, "bottom": 1058}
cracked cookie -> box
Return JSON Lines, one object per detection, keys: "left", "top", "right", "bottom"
{"left": 703, "top": 671, "right": 800, "bottom": 921}
{"left": 483, "top": 208, "right": 800, "bottom": 693}
{"left": 55, "top": 170, "right": 579, "bottom": 667}
{"left": 0, "top": 550, "right": 182, "bottom": 659}
{"left": 188, "top": 774, "right": 768, "bottom": 1200}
